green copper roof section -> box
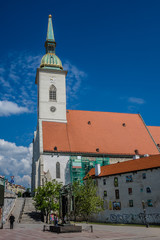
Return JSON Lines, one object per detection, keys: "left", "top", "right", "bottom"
{"left": 40, "top": 15, "right": 63, "bottom": 70}
{"left": 40, "top": 53, "right": 63, "bottom": 70}
{"left": 46, "top": 15, "right": 55, "bottom": 42}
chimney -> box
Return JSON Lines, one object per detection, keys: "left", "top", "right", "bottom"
{"left": 133, "top": 155, "right": 140, "bottom": 160}
{"left": 144, "top": 154, "right": 149, "bottom": 157}
{"left": 95, "top": 164, "right": 101, "bottom": 176}
{"left": 133, "top": 149, "right": 140, "bottom": 160}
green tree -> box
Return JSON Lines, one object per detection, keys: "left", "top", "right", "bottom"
{"left": 72, "top": 181, "right": 83, "bottom": 221}
{"left": 17, "top": 191, "right": 22, "bottom": 197}
{"left": 33, "top": 180, "right": 62, "bottom": 223}
{"left": 73, "top": 177, "right": 104, "bottom": 222}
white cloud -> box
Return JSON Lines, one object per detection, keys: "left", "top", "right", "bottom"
{"left": 9, "top": 73, "right": 20, "bottom": 83}
{"left": 63, "top": 61, "right": 87, "bottom": 101}
{"left": 0, "top": 76, "right": 10, "bottom": 88}
{"left": 0, "top": 51, "right": 41, "bottom": 112}
{"left": 0, "top": 100, "right": 29, "bottom": 116}
{"left": 128, "top": 97, "right": 145, "bottom": 105}
{"left": 0, "top": 139, "right": 32, "bottom": 187}
{"left": 0, "top": 52, "right": 87, "bottom": 112}
{"left": 15, "top": 175, "right": 31, "bottom": 187}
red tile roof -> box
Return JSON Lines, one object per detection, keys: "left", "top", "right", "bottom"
{"left": 148, "top": 126, "right": 160, "bottom": 145}
{"left": 86, "top": 154, "right": 160, "bottom": 178}
{"left": 42, "top": 110, "right": 159, "bottom": 155}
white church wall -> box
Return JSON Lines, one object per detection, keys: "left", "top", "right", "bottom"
{"left": 33, "top": 129, "right": 40, "bottom": 162}
{"left": 109, "top": 157, "right": 132, "bottom": 164}
{"left": 35, "top": 160, "right": 40, "bottom": 189}
{"left": 43, "top": 155, "right": 70, "bottom": 185}
{"left": 38, "top": 69, "right": 67, "bottom": 122}
{"left": 32, "top": 129, "right": 40, "bottom": 193}
{"left": 38, "top": 120, "right": 43, "bottom": 154}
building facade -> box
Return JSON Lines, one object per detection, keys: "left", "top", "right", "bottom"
{"left": 87, "top": 155, "right": 160, "bottom": 224}
{"left": 31, "top": 15, "right": 160, "bottom": 194}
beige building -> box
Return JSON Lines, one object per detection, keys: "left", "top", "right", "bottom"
{"left": 5, "top": 181, "right": 25, "bottom": 195}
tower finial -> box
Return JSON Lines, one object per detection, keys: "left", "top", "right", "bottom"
{"left": 40, "top": 15, "right": 63, "bottom": 70}
{"left": 46, "top": 14, "right": 55, "bottom": 42}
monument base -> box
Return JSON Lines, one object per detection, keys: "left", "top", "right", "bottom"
{"left": 50, "top": 224, "right": 82, "bottom": 233}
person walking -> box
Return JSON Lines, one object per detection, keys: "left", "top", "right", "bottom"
{"left": 54, "top": 214, "right": 58, "bottom": 226}
{"left": 9, "top": 214, "right": 15, "bottom": 229}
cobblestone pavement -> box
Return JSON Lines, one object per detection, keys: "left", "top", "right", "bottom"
{"left": 0, "top": 222, "right": 160, "bottom": 240}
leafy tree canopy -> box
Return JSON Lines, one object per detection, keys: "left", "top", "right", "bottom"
{"left": 33, "top": 180, "right": 62, "bottom": 222}
{"left": 72, "top": 177, "right": 104, "bottom": 221}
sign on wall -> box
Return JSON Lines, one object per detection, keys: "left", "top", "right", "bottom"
{"left": 113, "top": 202, "right": 121, "bottom": 210}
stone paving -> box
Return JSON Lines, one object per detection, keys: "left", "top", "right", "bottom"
{"left": 0, "top": 222, "right": 160, "bottom": 240}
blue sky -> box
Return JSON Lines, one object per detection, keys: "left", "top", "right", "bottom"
{"left": 0, "top": 0, "right": 160, "bottom": 186}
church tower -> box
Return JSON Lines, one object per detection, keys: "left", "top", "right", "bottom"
{"left": 32, "top": 15, "right": 68, "bottom": 192}
{"left": 35, "top": 14, "right": 67, "bottom": 123}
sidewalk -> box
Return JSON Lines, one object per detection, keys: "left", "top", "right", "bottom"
{"left": 0, "top": 222, "right": 160, "bottom": 240}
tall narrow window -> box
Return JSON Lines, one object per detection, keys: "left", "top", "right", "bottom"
{"left": 128, "top": 188, "right": 132, "bottom": 195}
{"left": 56, "top": 162, "right": 60, "bottom": 178}
{"left": 104, "top": 190, "right": 107, "bottom": 197}
{"left": 49, "top": 85, "right": 56, "bottom": 101}
{"left": 129, "top": 200, "right": 133, "bottom": 207}
{"left": 115, "top": 189, "right": 119, "bottom": 199}
{"left": 114, "top": 177, "right": 118, "bottom": 187}
{"left": 142, "top": 173, "right": 146, "bottom": 179}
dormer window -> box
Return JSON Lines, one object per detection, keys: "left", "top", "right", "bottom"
{"left": 49, "top": 85, "right": 56, "bottom": 101}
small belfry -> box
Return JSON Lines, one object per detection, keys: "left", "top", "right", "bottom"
{"left": 40, "top": 15, "right": 63, "bottom": 70}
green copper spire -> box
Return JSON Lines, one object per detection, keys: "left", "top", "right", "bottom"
{"left": 46, "top": 14, "right": 55, "bottom": 42}
{"left": 45, "top": 15, "right": 56, "bottom": 54}
{"left": 40, "top": 15, "right": 63, "bottom": 70}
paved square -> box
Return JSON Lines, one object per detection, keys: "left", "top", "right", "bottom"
{"left": 0, "top": 223, "right": 160, "bottom": 240}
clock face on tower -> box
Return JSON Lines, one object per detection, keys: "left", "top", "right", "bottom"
{"left": 50, "top": 106, "right": 56, "bottom": 112}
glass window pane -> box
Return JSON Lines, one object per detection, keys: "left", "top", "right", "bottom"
{"left": 56, "top": 162, "right": 60, "bottom": 178}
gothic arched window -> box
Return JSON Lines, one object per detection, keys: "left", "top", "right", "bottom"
{"left": 56, "top": 162, "right": 60, "bottom": 178}
{"left": 49, "top": 85, "right": 56, "bottom": 101}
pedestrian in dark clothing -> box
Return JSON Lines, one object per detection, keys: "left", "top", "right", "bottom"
{"left": 9, "top": 214, "right": 15, "bottom": 229}
{"left": 54, "top": 214, "right": 58, "bottom": 226}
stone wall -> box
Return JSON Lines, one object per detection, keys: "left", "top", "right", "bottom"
{"left": 3, "top": 194, "right": 16, "bottom": 224}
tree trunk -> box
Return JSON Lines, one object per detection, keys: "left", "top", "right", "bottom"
{"left": 41, "top": 210, "right": 44, "bottom": 222}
